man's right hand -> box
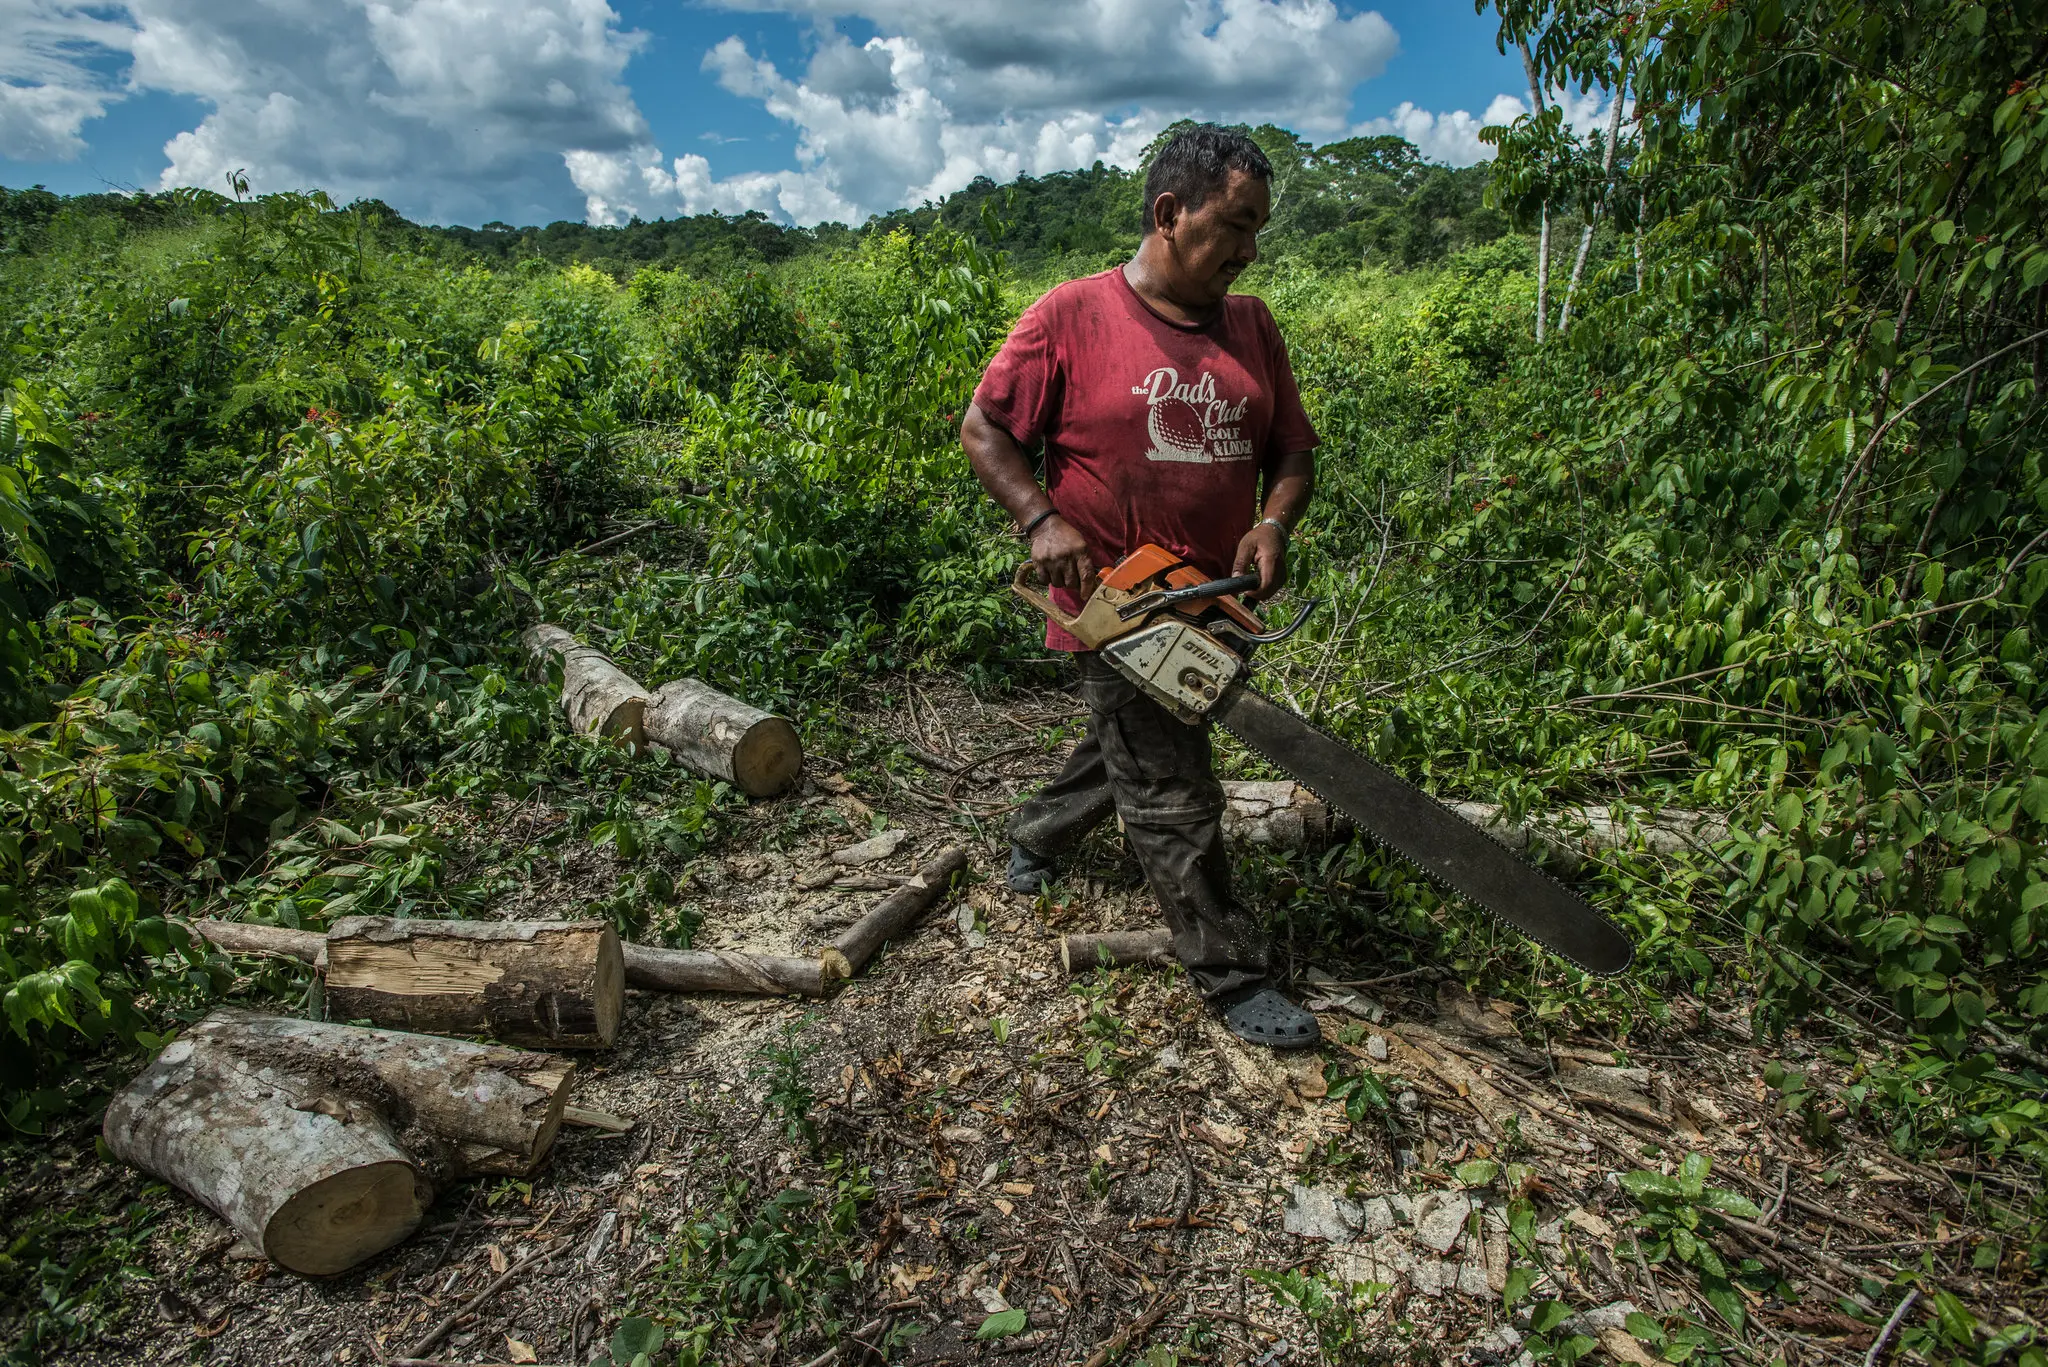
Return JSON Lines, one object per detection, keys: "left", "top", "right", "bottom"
{"left": 1031, "top": 514, "right": 1097, "bottom": 595}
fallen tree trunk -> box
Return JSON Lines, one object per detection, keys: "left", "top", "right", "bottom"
{"left": 103, "top": 1008, "right": 573, "bottom": 1276}
{"left": 621, "top": 944, "right": 832, "bottom": 998}
{"left": 827, "top": 845, "right": 968, "bottom": 979}
{"left": 1446, "top": 802, "right": 1729, "bottom": 873}
{"left": 324, "top": 917, "right": 623, "bottom": 1049}
{"left": 521, "top": 623, "right": 650, "bottom": 754}
{"left": 1220, "top": 781, "right": 1350, "bottom": 848}
{"left": 1060, "top": 927, "right": 1174, "bottom": 975}
{"left": 645, "top": 678, "right": 803, "bottom": 797}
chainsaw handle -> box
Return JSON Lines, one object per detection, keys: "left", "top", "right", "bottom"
{"left": 1010, "top": 559, "right": 1094, "bottom": 632}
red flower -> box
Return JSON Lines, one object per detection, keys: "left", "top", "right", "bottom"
{"left": 2011, "top": 79, "right": 2031, "bottom": 95}
{"left": 1502, "top": 475, "right": 1519, "bottom": 488}
{"left": 307, "top": 407, "right": 320, "bottom": 420}
{"left": 1474, "top": 499, "right": 1491, "bottom": 512}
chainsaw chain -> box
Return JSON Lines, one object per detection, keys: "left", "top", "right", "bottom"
{"left": 1213, "top": 685, "right": 1634, "bottom": 977}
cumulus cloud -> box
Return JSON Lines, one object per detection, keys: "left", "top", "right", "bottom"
{"left": 1, "top": 0, "right": 139, "bottom": 160}
{"left": 1354, "top": 94, "right": 1527, "bottom": 167}
{"left": 1352, "top": 84, "right": 1626, "bottom": 167}
{"left": 568, "top": 0, "right": 1399, "bottom": 226}
{"left": 4, "top": 0, "right": 648, "bottom": 224}
{"left": 132, "top": 0, "right": 648, "bottom": 223}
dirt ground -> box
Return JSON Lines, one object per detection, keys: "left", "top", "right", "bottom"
{"left": 28, "top": 676, "right": 2046, "bottom": 1367}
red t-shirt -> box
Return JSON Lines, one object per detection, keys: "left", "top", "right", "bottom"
{"left": 973, "top": 268, "right": 1319, "bottom": 650}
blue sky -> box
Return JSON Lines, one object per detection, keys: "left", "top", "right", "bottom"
{"left": 4, "top": 1, "right": 1540, "bottom": 228}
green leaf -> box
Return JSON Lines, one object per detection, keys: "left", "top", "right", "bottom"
{"left": 1454, "top": 1159, "right": 1500, "bottom": 1188}
{"left": 1503, "top": 1264, "right": 1537, "bottom": 1309}
{"left": 609, "top": 1316, "right": 664, "bottom": 1360}
{"left": 976, "top": 1308, "right": 1029, "bottom": 1340}
{"left": 1618, "top": 1170, "right": 1683, "bottom": 1199}
{"left": 1623, "top": 1312, "right": 1668, "bottom": 1346}
{"left": 1677, "top": 1151, "right": 1710, "bottom": 1198}
{"left": 1698, "top": 1188, "right": 1763, "bottom": 1220}
{"left": 1702, "top": 1277, "right": 1746, "bottom": 1330}
{"left": 1529, "top": 1300, "right": 1573, "bottom": 1335}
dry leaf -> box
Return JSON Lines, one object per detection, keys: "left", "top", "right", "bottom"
{"left": 993, "top": 1198, "right": 1015, "bottom": 1216}
{"left": 506, "top": 1338, "right": 538, "bottom": 1364}
{"left": 1597, "top": 1326, "right": 1658, "bottom": 1365}
{"left": 1002, "top": 1182, "right": 1035, "bottom": 1196}
{"left": 487, "top": 1243, "right": 507, "bottom": 1274}
{"left": 1094, "top": 1144, "right": 1114, "bottom": 1162}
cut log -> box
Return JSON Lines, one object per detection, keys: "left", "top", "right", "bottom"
{"left": 323, "top": 917, "right": 623, "bottom": 1049}
{"left": 1060, "top": 927, "right": 1173, "bottom": 975}
{"left": 827, "top": 845, "right": 968, "bottom": 979}
{"left": 103, "top": 1008, "right": 573, "bottom": 1276}
{"left": 521, "top": 623, "right": 650, "bottom": 754}
{"left": 644, "top": 677, "right": 803, "bottom": 797}
{"left": 621, "top": 943, "right": 831, "bottom": 998}
{"left": 1220, "top": 780, "right": 1350, "bottom": 848}
{"left": 186, "top": 917, "right": 622, "bottom": 1050}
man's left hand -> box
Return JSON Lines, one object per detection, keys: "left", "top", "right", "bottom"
{"left": 1232, "top": 521, "right": 1288, "bottom": 604}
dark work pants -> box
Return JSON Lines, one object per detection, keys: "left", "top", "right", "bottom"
{"left": 1007, "top": 653, "right": 1271, "bottom": 1001}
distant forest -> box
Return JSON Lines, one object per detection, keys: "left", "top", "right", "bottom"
{"left": 1, "top": 124, "right": 1504, "bottom": 281}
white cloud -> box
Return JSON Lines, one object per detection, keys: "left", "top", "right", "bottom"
{"left": 1354, "top": 94, "right": 1526, "bottom": 167}
{"left": 1351, "top": 85, "right": 1625, "bottom": 168}
{"left": 0, "top": 1, "right": 139, "bottom": 160}
{"left": 4, "top": 0, "right": 649, "bottom": 224}
{"left": 569, "top": 0, "right": 1400, "bottom": 226}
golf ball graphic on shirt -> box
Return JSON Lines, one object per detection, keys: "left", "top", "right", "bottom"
{"left": 1146, "top": 396, "right": 1209, "bottom": 462}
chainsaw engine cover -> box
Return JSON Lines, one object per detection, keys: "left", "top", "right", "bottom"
{"left": 1100, "top": 619, "right": 1244, "bottom": 724}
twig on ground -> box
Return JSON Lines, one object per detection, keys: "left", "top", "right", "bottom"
{"left": 536, "top": 519, "right": 660, "bottom": 566}
{"left": 402, "top": 1243, "right": 559, "bottom": 1360}
{"left": 1864, "top": 1288, "right": 1919, "bottom": 1367}
{"left": 1763, "top": 1161, "right": 1790, "bottom": 1225}
{"left": 945, "top": 743, "right": 1038, "bottom": 797}
{"left": 797, "top": 1315, "right": 888, "bottom": 1367}
{"left": 1083, "top": 1293, "right": 1178, "bottom": 1367}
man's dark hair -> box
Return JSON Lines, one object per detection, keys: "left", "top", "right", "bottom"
{"left": 1142, "top": 125, "right": 1272, "bottom": 234}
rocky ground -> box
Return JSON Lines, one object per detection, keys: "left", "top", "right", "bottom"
{"left": 20, "top": 676, "right": 2045, "bottom": 1367}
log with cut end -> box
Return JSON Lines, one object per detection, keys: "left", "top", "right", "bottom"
{"left": 522, "top": 623, "right": 650, "bottom": 753}
{"left": 1060, "top": 927, "right": 1173, "bottom": 975}
{"left": 645, "top": 677, "right": 803, "bottom": 797}
{"left": 102, "top": 1009, "right": 573, "bottom": 1276}
{"left": 186, "top": 917, "right": 622, "bottom": 1049}
{"left": 324, "top": 917, "right": 623, "bottom": 1049}
{"left": 827, "top": 844, "right": 968, "bottom": 978}
{"left": 1220, "top": 781, "right": 1350, "bottom": 848}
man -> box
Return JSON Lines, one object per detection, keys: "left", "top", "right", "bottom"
{"left": 960, "top": 124, "right": 1321, "bottom": 1051}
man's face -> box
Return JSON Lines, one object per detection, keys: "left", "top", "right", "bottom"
{"left": 1156, "top": 169, "right": 1270, "bottom": 305}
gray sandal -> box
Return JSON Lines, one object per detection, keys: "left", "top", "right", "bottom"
{"left": 1221, "top": 989, "right": 1322, "bottom": 1050}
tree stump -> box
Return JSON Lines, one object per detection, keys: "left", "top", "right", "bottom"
{"left": 645, "top": 677, "right": 803, "bottom": 797}
{"left": 102, "top": 1009, "right": 573, "bottom": 1275}
{"left": 522, "top": 623, "right": 650, "bottom": 753}
{"left": 324, "top": 917, "right": 624, "bottom": 1048}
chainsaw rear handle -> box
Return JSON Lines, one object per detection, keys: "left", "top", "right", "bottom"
{"left": 1010, "top": 559, "right": 1094, "bottom": 633}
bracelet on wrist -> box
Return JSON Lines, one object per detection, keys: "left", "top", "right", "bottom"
{"left": 1257, "top": 516, "right": 1291, "bottom": 539}
{"left": 1019, "top": 508, "right": 1058, "bottom": 540}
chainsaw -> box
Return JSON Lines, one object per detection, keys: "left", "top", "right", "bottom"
{"left": 1012, "top": 544, "right": 1634, "bottom": 976}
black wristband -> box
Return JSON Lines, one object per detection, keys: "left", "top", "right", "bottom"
{"left": 1019, "top": 508, "right": 1058, "bottom": 540}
